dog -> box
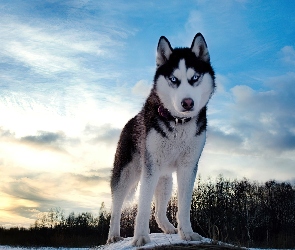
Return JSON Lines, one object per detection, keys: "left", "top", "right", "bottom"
{"left": 107, "top": 33, "right": 215, "bottom": 247}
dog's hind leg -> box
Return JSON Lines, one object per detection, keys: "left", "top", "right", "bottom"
{"left": 107, "top": 163, "right": 140, "bottom": 244}
{"left": 107, "top": 188, "right": 125, "bottom": 244}
{"left": 154, "top": 175, "right": 178, "bottom": 234}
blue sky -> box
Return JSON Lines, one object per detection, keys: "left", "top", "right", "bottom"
{"left": 0, "top": 0, "right": 295, "bottom": 227}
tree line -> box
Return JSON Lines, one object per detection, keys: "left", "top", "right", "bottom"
{"left": 0, "top": 176, "right": 294, "bottom": 248}
{"left": 0, "top": 203, "right": 110, "bottom": 247}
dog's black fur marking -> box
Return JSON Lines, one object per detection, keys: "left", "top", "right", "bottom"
{"left": 111, "top": 117, "right": 139, "bottom": 189}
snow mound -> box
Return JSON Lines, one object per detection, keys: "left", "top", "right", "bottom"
{"left": 98, "top": 233, "right": 212, "bottom": 249}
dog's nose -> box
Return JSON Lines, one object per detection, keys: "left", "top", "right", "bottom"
{"left": 181, "top": 98, "right": 194, "bottom": 111}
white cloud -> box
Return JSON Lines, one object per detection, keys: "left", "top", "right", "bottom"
{"left": 279, "top": 45, "right": 295, "bottom": 66}
{"left": 1, "top": 21, "right": 97, "bottom": 75}
{"left": 0, "top": 14, "right": 133, "bottom": 82}
{"left": 185, "top": 10, "right": 205, "bottom": 35}
{"left": 201, "top": 70, "right": 295, "bottom": 182}
{"left": 228, "top": 80, "right": 295, "bottom": 154}
{"left": 132, "top": 79, "right": 152, "bottom": 98}
{"left": 231, "top": 85, "right": 255, "bottom": 103}
{"left": 85, "top": 124, "right": 121, "bottom": 146}
{"left": 0, "top": 81, "right": 135, "bottom": 137}
{"left": 4, "top": 40, "right": 78, "bottom": 74}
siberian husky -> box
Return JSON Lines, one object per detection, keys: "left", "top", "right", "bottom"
{"left": 107, "top": 33, "right": 215, "bottom": 246}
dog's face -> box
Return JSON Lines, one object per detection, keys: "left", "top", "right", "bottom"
{"left": 154, "top": 34, "right": 215, "bottom": 118}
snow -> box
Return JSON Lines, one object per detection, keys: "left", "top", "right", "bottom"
{"left": 98, "top": 233, "right": 212, "bottom": 249}
{"left": 1, "top": 233, "right": 294, "bottom": 249}
{"left": 0, "top": 247, "right": 88, "bottom": 250}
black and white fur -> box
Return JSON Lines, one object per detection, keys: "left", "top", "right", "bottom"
{"left": 107, "top": 33, "right": 215, "bottom": 247}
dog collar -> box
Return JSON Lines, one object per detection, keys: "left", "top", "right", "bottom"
{"left": 158, "top": 105, "right": 192, "bottom": 125}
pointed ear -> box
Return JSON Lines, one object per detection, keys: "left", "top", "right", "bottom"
{"left": 191, "top": 33, "right": 210, "bottom": 62}
{"left": 156, "top": 36, "right": 173, "bottom": 67}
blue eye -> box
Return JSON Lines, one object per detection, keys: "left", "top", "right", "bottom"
{"left": 192, "top": 73, "right": 200, "bottom": 81}
{"left": 193, "top": 74, "right": 200, "bottom": 81}
{"left": 170, "top": 76, "right": 177, "bottom": 83}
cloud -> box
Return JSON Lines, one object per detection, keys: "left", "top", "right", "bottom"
{"left": 0, "top": 123, "right": 116, "bottom": 224}
{"left": 279, "top": 46, "right": 295, "bottom": 66}
{"left": 230, "top": 85, "right": 278, "bottom": 117}
{"left": 3, "top": 178, "right": 52, "bottom": 203}
{"left": 202, "top": 70, "right": 295, "bottom": 183}
{"left": 184, "top": 2, "right": 249, "bottom": 43}
{"left": 0, "top": 18, "right": 90, "bottom": 75}
{"left": 21, "top": 131, "right": 66, "bottom": 146}
{"left": 0, "top": 168, "right": 111, "bottom": 227}
{"left": 234, "top": 88, "right": 294, "bottom": 154}
{"left": 0, "top": 128, "right": 78, "bottom": 175}
{"left": 0, "top": 9, "right": 136, "bottom": 89}
{"left": 0, "top": 128, "right": 15, "bottom": 139}
{"left": 67, "top": 172, "right": 109, "bottom": 186}
{"left": 206, "top": 127, "right": 244, "bottom": 154}
{"left": 185, "top": 10, "right": 205, "bottom": 35}
{"left": 0, "top": 81, "right": 136, "bottom": 140}
{"left": 85, "top": 124, "right": 121, "bottom": 146}
{"left": 132, "top": 79, "right": 152, "bottom": 98}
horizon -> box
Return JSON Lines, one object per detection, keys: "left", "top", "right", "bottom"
{"left": 1, "top": 176, "right": 293, "bottom": 230}
{"left": 0, "top": 0, "right": 295, "bottom": 228}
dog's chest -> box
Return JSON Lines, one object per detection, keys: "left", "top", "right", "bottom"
{"left": 146, "top": 121, "right": 198, "bottom": 168}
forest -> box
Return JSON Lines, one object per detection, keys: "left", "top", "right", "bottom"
{"left": 0, "top": 176, "right": 294, "bottom": 248}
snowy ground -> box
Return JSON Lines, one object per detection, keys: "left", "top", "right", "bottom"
{"left": 1, "top": 233, "right": 294, "bottom": 249}
{"left": 0, "top": 247, "right": 88, "bottom": 250}
{"left": 98, "top": 233, "right": 212, "bottom": 249}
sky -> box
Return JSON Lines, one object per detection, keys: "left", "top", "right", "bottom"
{"left": 0, "top": 0, "right": 295, "bottom": 228}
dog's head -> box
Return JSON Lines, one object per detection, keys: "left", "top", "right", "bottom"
{"left": 154, "top": 33, "right": 215, "bottom": 118}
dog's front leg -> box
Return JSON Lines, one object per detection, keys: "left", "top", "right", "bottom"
{"left": 132, "top": 163, "right": 159, "bottom": 247}
{"left": 177, "top": 164, "right": 203, "bottom": 241}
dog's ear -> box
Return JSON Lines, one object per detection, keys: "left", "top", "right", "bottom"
{"left": 191, "top": 33, "right": 210, "bottom": 62}
{"left": 156, "top": 36, "right": 173, "bottom": 67}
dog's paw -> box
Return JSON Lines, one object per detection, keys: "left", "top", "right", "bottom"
{"left": 179, "top": 230, "right": 203, "bottom": 241}
{"left": 160, "top": 223, "right": 178, "bottom": 234}
{"left": 132, "top": 235, "right": 151, "bottom": 246}
{"left": 107, "top": 235, "right": 123, "bottom": 244}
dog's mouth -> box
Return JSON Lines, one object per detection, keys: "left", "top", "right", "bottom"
{"left": 181, "top": 108, "right": 194, "bottom": 113}
{"left": 177, "top": 108, "right": 195, "bottom": 117}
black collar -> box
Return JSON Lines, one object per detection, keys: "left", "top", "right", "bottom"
{"left": 158, "top": 105, "right": 192, "bottom": 125}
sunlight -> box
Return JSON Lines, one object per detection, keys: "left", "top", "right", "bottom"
{"left": 0, "top": 141, "right": 73, "bottom": 173}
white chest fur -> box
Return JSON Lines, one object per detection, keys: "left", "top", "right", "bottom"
{"left": 146, "top": 120, "right": 206, "bottom": 175}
